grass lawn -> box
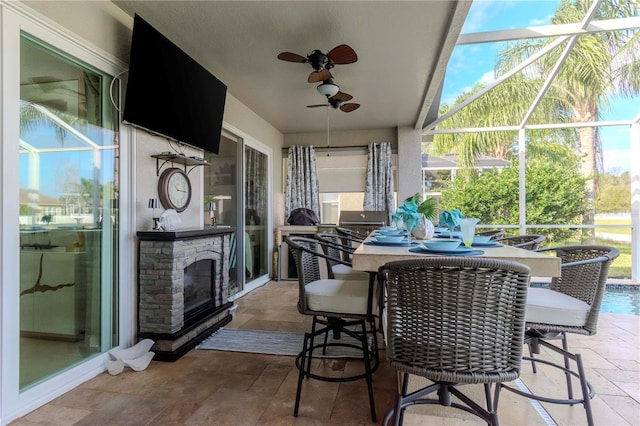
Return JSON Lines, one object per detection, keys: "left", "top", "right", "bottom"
{"left": 595, "top": 219, "right": 632, "bottom": 235}
{"left": 604, "top": 241, "right": 632, "bottom": 279}
{"left": 592, "top": 220, "right": 632, "bottom": 278}
{"left": 554, "top": 236, "right": 631, "bottom": 279}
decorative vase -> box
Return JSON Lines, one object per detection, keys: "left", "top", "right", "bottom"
{"left": 412, "top": 215, "right": 435, "bottom": 240}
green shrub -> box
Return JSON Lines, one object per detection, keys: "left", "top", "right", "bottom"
{"left": 440, "top": 160, "right": 588, "bottom": 244}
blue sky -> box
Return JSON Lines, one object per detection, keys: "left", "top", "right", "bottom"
{"left": 441, "top": 0, "right": 638, "bottom": 173}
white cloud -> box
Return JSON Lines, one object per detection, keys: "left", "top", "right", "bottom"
{"left": 479, "top": 70, "right": 495, "bottom": 84}
{"left": 602, "top": 149, "right": 631, "bottom": 173}
{"left": 529, "top": 14, "right": 553, "bottom": 26}
{"left": 461, "top": 1, "right": 495, "bottom": 33}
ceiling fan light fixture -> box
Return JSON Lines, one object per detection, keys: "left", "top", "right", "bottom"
{"left": 317, "top": 81, "right": 340, "bottom": 97}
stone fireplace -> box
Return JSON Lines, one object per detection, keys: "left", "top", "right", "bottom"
{"left": 137, "top": 228, "right": 234, "bottom": 361}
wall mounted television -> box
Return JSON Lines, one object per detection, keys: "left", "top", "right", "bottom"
{"left": 123, "top": 14, "right": 226, "bottom": 155}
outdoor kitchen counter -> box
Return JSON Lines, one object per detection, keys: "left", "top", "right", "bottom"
{"left": 275, "top": 225, "right": 336, "bottom": 245}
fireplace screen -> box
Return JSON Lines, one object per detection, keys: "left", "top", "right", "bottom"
{"left": 183, "top": 259, "right": 216, "bottom": 320}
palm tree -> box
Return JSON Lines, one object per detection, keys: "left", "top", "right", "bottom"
{"left": 497, "top": 0, "right": 640, "bottom": 242}
{"left": 430, "top": 75, "right": 576, "bottom": 171}
{"left": 431, "top": 0, "right": 640, "bottom": 242}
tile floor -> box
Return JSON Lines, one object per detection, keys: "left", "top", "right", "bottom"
{"left": 12, "top": 280, "right": 640, "bottom": 425}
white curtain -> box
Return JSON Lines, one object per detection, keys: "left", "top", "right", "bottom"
{"left": 285, "top": 145, "right": 320, "bottom": 219}
{"left": 363, "top": 142, "right": 395, "bottom": 217}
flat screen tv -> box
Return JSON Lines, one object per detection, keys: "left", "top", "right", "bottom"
{"left": 123, "top": 14, "right": 226, "bottom": 154}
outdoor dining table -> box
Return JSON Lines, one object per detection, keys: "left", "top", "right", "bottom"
{"left": 352, "top": 234, "right": 561, "bottom": 278}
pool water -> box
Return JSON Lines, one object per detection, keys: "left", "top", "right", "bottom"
{"left": 601, "top": 289, "right": 640, "bottom": 316}
{"left": 530, "top": 283, "right": 640, "bottom": 316}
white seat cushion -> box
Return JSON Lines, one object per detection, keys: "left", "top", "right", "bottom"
{"left": 526, "top": 287, "right": 590, "bottom": 327}
{"left": 306, "top": 279, "right": 378, "bottom": 316}
{"left": 331, "top": 264, "right": 370, "bottom": 281}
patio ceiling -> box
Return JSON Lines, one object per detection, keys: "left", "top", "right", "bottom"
{"left": 112, "top": 1, "right": 471, "bottom": 134}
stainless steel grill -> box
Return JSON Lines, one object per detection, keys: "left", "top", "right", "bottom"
{"left": 338, "top": 210, "right": 388, "bottom": 235}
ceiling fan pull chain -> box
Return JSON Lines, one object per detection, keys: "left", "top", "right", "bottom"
{"left": 326, "top": 106, "right": 331, "bottom": 157}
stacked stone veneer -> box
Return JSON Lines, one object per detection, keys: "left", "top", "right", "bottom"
{"left": 138, "top": 233, "right": 230, "bottom": 335}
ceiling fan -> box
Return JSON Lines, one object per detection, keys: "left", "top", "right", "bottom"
{"left": 308, "top": 90, "right": 360, "bottom": 113}
{"left": 277, "top": 44, "right": 358, "bottom": 83}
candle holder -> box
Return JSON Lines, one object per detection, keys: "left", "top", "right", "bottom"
{"left": 148, "top": 198, "right": 160, "bottom": 230}
{"left": 208, "top": 201, "right": 217, "bottom": 227}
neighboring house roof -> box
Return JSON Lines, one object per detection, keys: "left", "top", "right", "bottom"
{"left": 422, "top": 154, "right": 510, "bottom": 170}
{"left": 19, "top": 188, "right": 63, "bottom": 206}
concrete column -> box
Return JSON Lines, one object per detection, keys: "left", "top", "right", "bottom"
{"left": 396, "top": 126, "right": 422, "bottom": 203}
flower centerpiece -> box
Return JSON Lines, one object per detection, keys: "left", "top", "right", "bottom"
{"left": 402, "top": 193, "right": 438, "bottom": 240}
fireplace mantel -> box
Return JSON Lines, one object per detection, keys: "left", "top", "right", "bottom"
{"left": 137, "top": 227, "right": 235, "bottom": 361}
{"left": 137, "top": 226, "right": 235, "bottom": 241}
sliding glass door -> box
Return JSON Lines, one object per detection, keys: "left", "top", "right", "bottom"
{"left": 18, "top": 33, "right": 119, "bottom": 390}
{"left": 245, "top": 145, "right": 269, "bottom": 281}
{"left": 205, "top": 134, "right": 270, "bottom": 297}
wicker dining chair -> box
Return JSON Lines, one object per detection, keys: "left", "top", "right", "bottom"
{"left": 502, "top": 245, "right": 619, "bottom": 426}
{"left": 336, "top": 227, "right": 368, "bottom": 245}
{"left": 475, "top": 229, "right": 506, "bottom": 240}
{"left": 378, "top": 257, "right": 531, "bottom": 426}
{"left": 284, "top": 236, "right": 379, "bottom": 421}
{"left": 314, "top": 233, "right": 369, "bottom": 280}
{"left": 497, "top": 234, "right": 545, "bottom": 250}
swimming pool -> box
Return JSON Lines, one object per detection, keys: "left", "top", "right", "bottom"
{"left": 601, "top": 288, "right": 640, "bottom": 316}
{"left": 530, "top": 283, "right": 639, "bottom": 316}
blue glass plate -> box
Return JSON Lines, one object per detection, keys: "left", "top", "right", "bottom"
{"left": 409, "top": 247, "right": 484, "bottom": 256}
{"left": 435, "top": 232, "right": 462, "bottom": 239}
{"left": 365, "top": 239, "right": 418, "bottom": 247}
{"left": 375, "top": 231, "right": 408, "bottom": 236}
{"left": 471, "top": 242, "right": 503, "bottom": 247}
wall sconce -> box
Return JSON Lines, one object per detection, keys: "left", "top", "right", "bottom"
{"left": 148, "top": 198, "right": 159, "bottom": 230}
{"left": 208, "top": 201, "right": 217, "bottom": 227}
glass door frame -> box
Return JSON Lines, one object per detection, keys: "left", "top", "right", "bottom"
{"left": 0, "top": 3, "right": 136, "bottom": 421}
{"left": 222, "top": 124, "right": 272, "bottom": 298}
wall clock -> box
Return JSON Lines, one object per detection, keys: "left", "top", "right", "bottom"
{"left": 158, "top": 168, "right": 192, "bottom": 212}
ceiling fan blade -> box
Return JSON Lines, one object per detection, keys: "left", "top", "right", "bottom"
{"left": 307, "top": 104, "right": 328, "bottom": 108}
{"left": 331, "top": 91, "right": 353, "bottom": 102}
{"left": 327, "top": 44, "right": 358, "bottom": 64}
{"left": 340, "top": 103, "right": 360, "bottom": 113}
{"left": 277, "top": 52, "right": 307, "bottom": 63}
{"left": 307, "top": 69, "right": 332, "bottom": 83}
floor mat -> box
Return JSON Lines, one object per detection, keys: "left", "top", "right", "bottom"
{"left": 196, "top": 327, "right": 368, "bottom": 358}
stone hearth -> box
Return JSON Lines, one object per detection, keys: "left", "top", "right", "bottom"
{"left": 137, "top": 228, "right": 234, "bottom": 361}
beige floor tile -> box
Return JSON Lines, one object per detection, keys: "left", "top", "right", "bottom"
{"left": 73, "top": 394, "right": 172, "bottom": 425}
{"left": 147, "top": 401, "right": 202, "bottom": 425}
{"left": 14, "top": 404, "right": 91, "bottom": 426}
{"left": 599, "top": 394, "right": 640, "bottom": 425}
{"left": 184, "top": 387, "right": 272, "bottom": 425}
{"left": 9, "top": 280, "right": 640, "bottom": 426}
{"left": 615, "top": 381, "right": 640, "bottom": 403}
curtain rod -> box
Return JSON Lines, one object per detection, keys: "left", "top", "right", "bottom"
{"left": 282, "top": 145, "right": 397, "bottom": 153}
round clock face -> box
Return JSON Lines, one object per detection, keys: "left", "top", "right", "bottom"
{"left": 158, "top": 168, "right": 192, "bottom": 212}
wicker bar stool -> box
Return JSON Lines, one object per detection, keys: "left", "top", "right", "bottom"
{"left": 475, "top": 229, "right": 505, "bottom": 240}
{"left": 379, "top": 257, "right": 530, "bottom": 426}
{"left": 502, "top": 244, "right": 619, "bottom": 426}
{"left": 336, "top": 227, "right": 368, "bottom": 245}
{"left": 496, "top": 234, "right": 545, "bottom": 250}
{"left": 314, "top": 233, "right": 369, "bottom": 280}
{"left": 284, "top": 236, "right": 379, "bottom": 421}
